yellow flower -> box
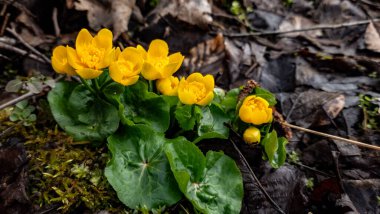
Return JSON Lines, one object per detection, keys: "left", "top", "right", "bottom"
{"left": 66, "top": 28, "right": 115, "bottom": 79}
{"left": 243, "top": 127, "right": 261, "bottom": 144}
{"left": 109, "top": 47, "right": 143, "bottom": 86}
{"left": 51, "top": 46, "right": 76, "bottom": 76}
{"left": 239, "top": 95, "right": 272, "bottom": 125}
{"left": 139, "top": 39, "right": 184, "bottom": 80}
{"left": 178, "top": 73, "right": 214, "bottom": 106}
{"left": 156, "top": 76, "right": 179, "bottom": 96}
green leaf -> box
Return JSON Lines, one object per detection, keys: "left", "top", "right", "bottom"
{"left": 15, "top": 100, "right": 28, "bottom": 109}
{"left": 26, "top": 77, "right": 44, "bottom": 94}
{"left": 261, "top": 131, "right": 287, "bottom": 168}
{"left": 48, "top": 82, "right": 119, "bottom": 141}
{"left": 275, "top": 137, "right": 288, "bottom": 168}
{"left": 165, "top": 140, "right": 243, "bottom": 214}
{"left": 255, "top": 87, "right": 277, "bottom": 106}
{"left": 220, "top": 88, "right": 240, "bottom": 114}
{"left": 175, "top": 105, "right": 202, "bottom": 131}
{"left": 5, "top": 79, "right": 23, "bottom": 92}
{"left": 121, "top": 80, "right": 170, "bottom": 132}
{"left": 194, "top": 104, "right": 230, "bottom": 143}
{"left": 102, "top": 82, "right": 125, "bottom": 96}
{"left": 105, "top": 125, "right": 183, "bottom": 210}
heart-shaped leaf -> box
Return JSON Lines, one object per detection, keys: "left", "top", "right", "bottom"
{"left": 175, "top": 105, "right": 202, "bottom": 131}
{"left": 105, "top": 125, "right": 183, "bottom": 210}
{"left": 165, "top": 140, "right": 243, "bottom": 214}
{"left": 121, "top": 80, "right": 170, "bottom": 132}
{"left": 48, "top": 82, "right": 119, "bottom": 141}
{"left": 261, "top": 130, "right": 288, "bottom": 168}
{"left": 194, "top": 104, "right": 230, "bottom": 143}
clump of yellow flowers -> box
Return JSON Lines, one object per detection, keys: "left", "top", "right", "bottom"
{"left": 51, "top": 28, "right": 214, "bottom": 106}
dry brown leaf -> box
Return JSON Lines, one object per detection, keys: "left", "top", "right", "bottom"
{"left": 112, "top": 0, "right": 136, "bottom": 39}
{"left": 74, "top": 0, "right": 135, "bottom": 39}
{"left": 149, "top": 0, "right": 212, "bottom": 28}
{"left": 15, "top": 12, "right": 47, "bottom": 46}
{"left": 278, "top": 15, "right": 322, "bottom": 37}
{"left": 364, "top": 22, "right": 380, "bottom": 53}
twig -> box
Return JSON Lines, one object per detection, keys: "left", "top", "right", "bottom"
{"left": 0, "top": 41, "right": 45, "bottom": 63}
{"left": 229, "top": 138, "right": 286, "bottom": 214}
{"left": 0, "top": 91, "right": 34, "bottom": 110}
{"left": 52, "top": 7, "right": 60, "bottom": 36}
{"left": 289, "top": 161, "right": 334, "bottom": 177}
{"left": 281, "top": 121, "right": 380, "bottom": 151}
{"left": 220, "top": 18, "right": 380, "bottom": 37}
{"left": 0, "top": 12, "right": 10, "bottom": 35}
{"left": 6, "top": 27, "right": 51, "bottom": 64}
{"left": 0, "top": 75, "right": 63, "bottom": 111}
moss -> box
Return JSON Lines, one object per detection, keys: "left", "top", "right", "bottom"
{"left": 0, "top": 109, "right": 126, "bottom": 213}
{"left": 24, "top": 127, "right": 126, "bottom": 213}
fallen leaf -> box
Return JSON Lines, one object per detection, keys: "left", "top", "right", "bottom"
{"left": 74, "top": 0, "right": 136, "bottom": 39}
{"left": 148, "top": 0, "right": 212, "bottom": 29}
{"left": 364, "top": 22, "right": 380, "bottom": 53}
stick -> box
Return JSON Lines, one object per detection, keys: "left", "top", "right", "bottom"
{"left": 0, "top": 41, "right": 45, "bottom": 63}
{"left": 221, "top": 18, "right": 380, "bottom": 37}
{"left": 6, "top": 27, "right": 51, "bottom": 63}
{"left": 281, "top": 121, "right": 380, "bottom": 151}
{"left": 0, "top": 91, "right": 34, "bottom": 110}
{"left": 229, "top": 138, "right": 286, "bottom": 214}
{"left": 52, "top": 7, "right": 60, "bottom": 36}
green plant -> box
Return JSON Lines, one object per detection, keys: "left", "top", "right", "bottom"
{"left": 359, "top": 94, "right": 380, "bottom": 130}
{"left": 46, "top": 28, "right": 289, "bottom": 213}
{"left": 9, "top": 100, "right": 36, "bottom": 126}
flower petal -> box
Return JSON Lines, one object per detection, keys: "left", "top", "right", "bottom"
{"left": 96, "top": 48, "right": 115, "bottom": 70}
{"left": 141, "top": 62, "right": 162, "bottom": 80}
{"left": 67, "top": 46, "right": 85, "bottom": 70}
{"left": 239, "top": 105, "right": 252, "bottom": 124}
{"left": 76, "top": 68, "right": 103, "bottom": 79}
{"left": 136, "top": 45, "right": 147, "bottom": 60}
{"left": 178, "top": 78, "right": 197, "bottom": 105}
{"left": 196, "top": 91, "right": 214, "bottom": 106}
{"left": 202, "top": 74, "right": 215, "bottom": 91}
{"left": 76, "top": 29, "right": 93, "bottom": 57}
{"left": 168, "top": 52, "right": 184, "bottom": 71}
{"left": 93, "top": 28, "right": 113, "bottom": 51}
{"left": 109, "top": 62, "right": 123, "bottom": 83}
{"left": 162, "top": 62, "right": 181, "bottom": 78}
{"left": 120, "top": 47, "right": 144, "bottom": 65}
{"left": 51, "top": 46, "right": 68, "bottom": 74}
{"left": 148, "top": 39, "right": 169, "bottom": 58}
{"left": 120, "top": 75, "right": 140, "bottom": 86}
{"left": 156, "top": 77, "right": 178, "bottom": 96}
{"left": 186, "top": 72, "right": 204, "bottom": 82}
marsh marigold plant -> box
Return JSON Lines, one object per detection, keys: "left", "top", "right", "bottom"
{"left": 47, "top": 27, "right": 287, "bottom": 214}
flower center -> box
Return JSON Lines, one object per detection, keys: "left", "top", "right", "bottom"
{"left": 186, "top": 82, "right": 206, "bottom": 101}
{"left": 247, "top": 98, "right": 266, "bottom": 110}
{"left": 81, "top": 46, "right": 104, "bottom": 69}
{"left": 149, "top": 56, "right": 169, "bottom": 69}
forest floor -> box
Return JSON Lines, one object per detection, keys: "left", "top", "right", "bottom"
{"left": 0, "top": 0, "right": 380, "bottom": 213}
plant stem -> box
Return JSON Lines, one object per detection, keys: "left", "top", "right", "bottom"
{"left": 99, "top": 79, "right": 114, "bottom": 91}
{"left": 79, "top": 77, "right": 96, "bottom": 95}
{"left": 92, "top": 79, "right": 101, "bottom": 92}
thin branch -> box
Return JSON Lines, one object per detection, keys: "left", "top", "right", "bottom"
{"left": 0, "top": 91, "right": 34, "bottom": 110}
{"left": 52, "top": 7, "right": 60, "bottom": 36}
{"left": 6, "top": 27, "right": 51, "bottom": 64}
{"left": 281, "top": 122, "right": 380, "bottom": 151}
{"left": 0, "top": 41, "right": 45, "bottom": 63}
{"left": 229, "top": 138, "right": 286, "bottom": 214}
{"left": 220, "top": 18, "right": 380, "bottom": 37}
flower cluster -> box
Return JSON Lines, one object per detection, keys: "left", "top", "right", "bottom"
{"left": 239, "top": 95, "right": 273, "bottom": 144}
{"left": 51, "top": 28, "right": 214, "bottom": 106}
